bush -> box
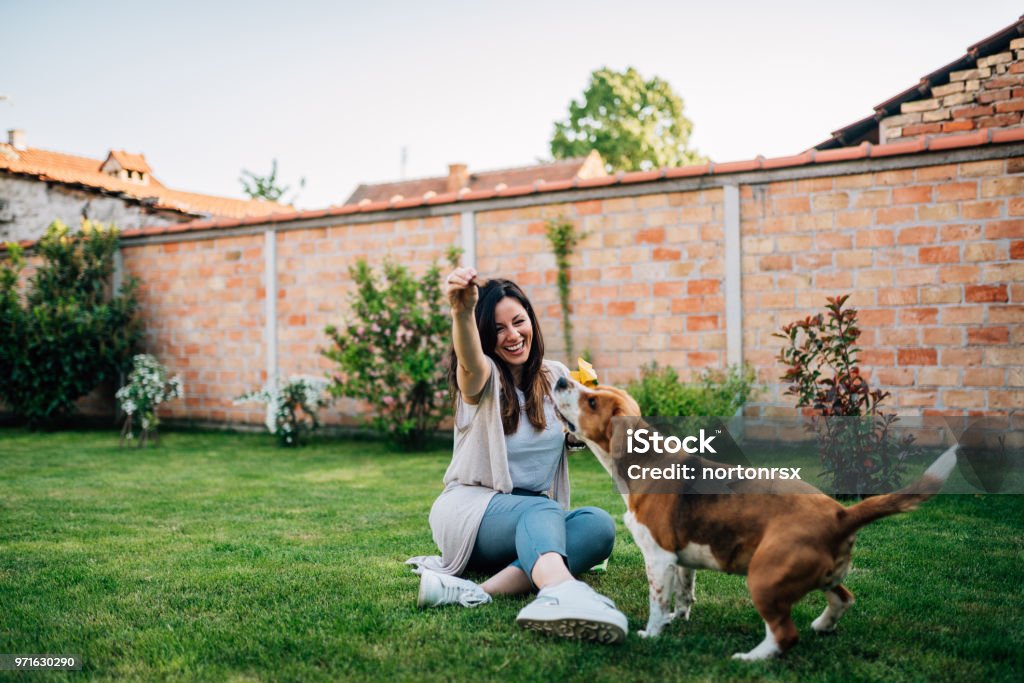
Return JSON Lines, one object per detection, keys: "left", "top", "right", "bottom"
{"left": 627, "top": 363, "right": 754, "bottom": 416}
{"left": 322, "top": 258, "right": 453, "bottom": 450}
{"left": 116, "top": 353, "right": 184, "bottom": 447}
{"left": 235, "top": 376, "right": 330, "bottom": 447}
{"left": 0, "top": 221, "right": 140, "bottom": 427}
{"left": 775, "top": 294, "right": 916, "bottom": 495}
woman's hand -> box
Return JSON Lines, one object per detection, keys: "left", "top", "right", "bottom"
{"left": 446, "top": 267, "right": 479, "bottom": 317}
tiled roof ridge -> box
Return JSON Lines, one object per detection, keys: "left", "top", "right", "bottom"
{"left": 350, "top": 154, "right": 593, "bottom": 189}
{"left": 1, "top": 144, "right": 107, "bottom": 170}
{"left": 816, "top": 14, "right": 1024, "bottom": 149}
{"left": 470, "top": 154, "right": 595, "bottom": 178}
{"left": 0, "top": 144, "right": 288, "bottom": 218}
{"left": 67, "top": 127, "right": 1023, "bottom": 244}
{"left": 108, "top": 150, "right": 152, "bottom": 173}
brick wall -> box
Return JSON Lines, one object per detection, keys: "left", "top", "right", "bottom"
{"left": 106, "top": 144, "right": 1024, "bottom": 427}
{"left": 275, "top": 215, "right": 459, "bottom": 422}
{"left": 739, "top": 159, "right": 1023, "bottom": 417}
{"left": 123, "top": 235, "right": 267, "bottom": 424}
{"left": 475, "top": 190, "right": 725, "bottom": 385}
{"left": 881, "top": 38, "right": 1024, "bottom": 143}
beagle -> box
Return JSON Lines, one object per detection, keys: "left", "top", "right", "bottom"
{"left": 552, "top": 377, "right": 957, "bottom": 660}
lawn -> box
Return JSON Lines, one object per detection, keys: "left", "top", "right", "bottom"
{"left": 1, "top": 428, "right": 1022, "bottom": 682}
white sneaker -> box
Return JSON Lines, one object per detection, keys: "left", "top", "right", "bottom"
{"left": 417, "top": 569, "right": 492, "bottom": 608}
{"left": 516, "top": 580, "right": 628, "bottom": 644}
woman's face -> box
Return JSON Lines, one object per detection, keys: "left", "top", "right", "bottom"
{"left": 493, "top": 297, "right": 533, "bottom": 367}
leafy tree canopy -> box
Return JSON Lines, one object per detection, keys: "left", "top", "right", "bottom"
{"left": 550, "top": 66, "right": 705, "bottom": 172}
{"left": 239, "top": 159, "right": 305, "bottom": 203}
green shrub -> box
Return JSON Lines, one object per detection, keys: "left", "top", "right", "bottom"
{"left": 0, "top": 221, "right": 140, "bottom": 427}
{"left": 322, "top": 257, "right": 453, "bottom": 450}
{"left": 627, "top": 363, "right": 754, "bottom": 416}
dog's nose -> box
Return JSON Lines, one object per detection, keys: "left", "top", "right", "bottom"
{"left": 555, "top": 377, "right": 569, "bottom": 391}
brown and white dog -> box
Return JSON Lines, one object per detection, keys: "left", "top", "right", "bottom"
{"left": 552, "top": 377, "right": 958, "bottom": 660}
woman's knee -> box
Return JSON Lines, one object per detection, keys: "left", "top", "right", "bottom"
{"left": 569, "top": 506, "right": 616, "bottom": 554}
{"left": 513, "top": 497, "right": 564, "bottom": 533}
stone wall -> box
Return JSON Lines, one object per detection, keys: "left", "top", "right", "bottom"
{"left": 0, "top": 175, "right": 180, "bottom": 242}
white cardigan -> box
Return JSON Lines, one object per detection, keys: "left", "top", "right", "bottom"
{"left": 406, "top": 357, "right": 571, "bottom": 576}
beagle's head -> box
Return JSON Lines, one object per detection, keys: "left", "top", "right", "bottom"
{"left": 552, "top": 375, "right": 641, "bottom": 458}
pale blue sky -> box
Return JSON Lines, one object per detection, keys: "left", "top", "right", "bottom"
{"left": 3, "top": 1, "right": 1022, "bottom": 209}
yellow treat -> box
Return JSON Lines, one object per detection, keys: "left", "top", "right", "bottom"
{"left": 569, "top": 357, "right": 598, "bottom": 387}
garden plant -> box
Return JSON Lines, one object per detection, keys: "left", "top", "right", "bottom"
{"left": 116, "top": 353, "right": 183, "bottom": 447}
{"left": 235, "top": 376, "right": 330, "bottom": 447}
{"left": 322, "top": 255, "right": 455, "bottom": 450}
{"left": 0, "top": 220, "right": 140, "bottom": 427}
{"left": 775, "top": 294, "right": 918, "bottom": 496}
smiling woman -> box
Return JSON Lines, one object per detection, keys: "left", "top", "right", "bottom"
{"left": 405, "top": 271, "right": 627, "bottom": 644}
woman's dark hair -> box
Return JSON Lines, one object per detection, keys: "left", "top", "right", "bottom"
{"left": 448, "top": 278, "right": 549, "bottom": 435}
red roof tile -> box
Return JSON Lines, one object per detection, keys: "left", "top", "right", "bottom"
{"left": 343, "top": 151, "right": 607, "bottom": 205}
{"left": 101, "top": 129, "right": 1024, "bottom": 243}
{"left": 0, "top": 143, "right": 291, "bottom": 219}
{"left": 106, "top": 150, "right": 152, "bottom": 174}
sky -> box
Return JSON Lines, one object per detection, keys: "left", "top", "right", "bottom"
{"left": 3, "top": 1, "right": 1023, "bottom": 210}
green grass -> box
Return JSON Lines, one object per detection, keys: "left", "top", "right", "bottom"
{"left": 1, "top": 428, "right": 1022, "bottom": 682}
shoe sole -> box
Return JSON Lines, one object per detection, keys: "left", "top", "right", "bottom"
{"left": 517, "top": 616, "right": 626, "bottom": 644}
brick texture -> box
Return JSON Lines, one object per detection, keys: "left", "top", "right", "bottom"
{"left": 104, "top": 150, "right": 1024, "bottom": 427}
{"left": 881, "top": 49, "right": 1024, "bottom": 143}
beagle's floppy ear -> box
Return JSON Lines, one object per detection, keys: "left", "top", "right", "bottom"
{"left": 607, "top": 414, "right": 643, "bottom": 458}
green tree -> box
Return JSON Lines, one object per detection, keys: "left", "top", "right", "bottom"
{"left": 0, "top": 221, "right": 140, "bottom": 427}
{"left": 239, "top": 158, "right": 305, "bottom": 203}
{"left": 550, "top": 66, "right": 704, "bottom": 172}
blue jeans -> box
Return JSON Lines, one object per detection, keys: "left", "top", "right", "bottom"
{"left": 466, "top": 491, "right": 616, "bottom": 587}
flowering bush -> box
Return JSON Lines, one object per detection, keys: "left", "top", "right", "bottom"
{"left": 322, "top": 257, "right": 454, "bottom": 450}
{"left": 235, "top": 376, "right": 330, "bottom": 447}
{"left": 116, "top": 354, "right": 183, "bottom": 447}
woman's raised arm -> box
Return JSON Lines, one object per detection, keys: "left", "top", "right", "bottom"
{"left": 447, "top": 267, "right": 491, "bottom": 404}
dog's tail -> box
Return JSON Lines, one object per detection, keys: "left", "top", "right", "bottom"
{"left": 836, "top": 444, "right": 958, "bottom": 536}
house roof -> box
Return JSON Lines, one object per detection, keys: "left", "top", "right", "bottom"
{"left": 105, "top": 150, "right": 152, "bottom": 174}
{"left": 814, "top": 14, "right": 1024, "bottom": 150}
{"left": 0, "top": 143, "right": 291, "bottom": 219}
{"left": 343, "top": 151, "right": 607, "bottom": 205}
{"left": 81, "top": 126, "right": 1023, "bottom": 244}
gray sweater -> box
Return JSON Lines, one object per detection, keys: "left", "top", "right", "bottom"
{"left": 406, "top": 357, "right": 571, "bottom": 576}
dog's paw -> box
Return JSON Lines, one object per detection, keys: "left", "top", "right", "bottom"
{"left": 672, "top": 606, "right": 692, "bottom": 621}
{"left": 731, "top": 650, "right": 777, "bottom": 662}
{"left": 638, "top": 629, "right": 659, "bottom": 639}
{"left": 811, "top": 618, "right": 838, "bottom": 635}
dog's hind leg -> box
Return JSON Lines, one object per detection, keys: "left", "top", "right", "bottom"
{"left": 672, "top": 566, "right": 696, "bottom": 621}
{"left": 812, "top": 585, "right": 855, "bottom": 634}
{"left": 733, "top": 543, "right": 818, "bottom": 660}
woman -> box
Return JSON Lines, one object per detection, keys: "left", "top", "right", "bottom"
{"left": 406, "top": 268, "right": 628, "bottom": 644}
